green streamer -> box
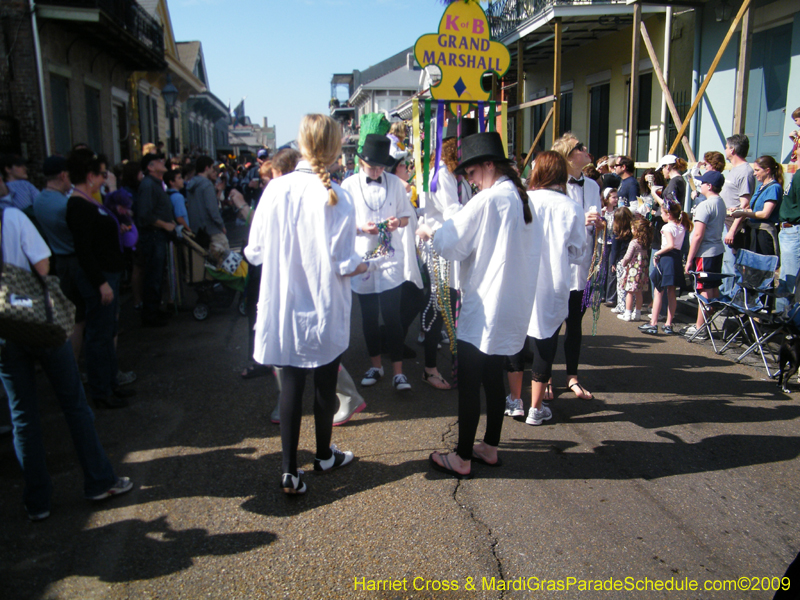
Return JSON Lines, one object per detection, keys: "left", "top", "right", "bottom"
{"left": 488, "top": 102, "right": 496, "bottom": 132}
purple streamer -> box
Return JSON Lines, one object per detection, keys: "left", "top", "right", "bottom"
{"left": 478, "top": 101, "right": 486, "bottom": 132}
{"left": 430, "top": 101, "right": 445, "bottom": 192}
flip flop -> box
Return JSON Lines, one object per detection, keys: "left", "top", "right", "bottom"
{"left": 422, "top": 371, "right": 452, "bottom": 390}
{"left": 429, "top": 452, "right": 472, "bottom": 479}
{"left": 569, "top": 382, "right": 594, "bottom": 400}
{"left": 470, "top": 451, "right": 503, "bottom": 467}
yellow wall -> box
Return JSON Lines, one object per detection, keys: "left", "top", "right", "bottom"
{"left": 519, "top": 14, "right": 670, "bottom": 161}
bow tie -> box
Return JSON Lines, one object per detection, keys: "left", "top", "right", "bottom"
{"left": 569, "top": 177, "right": 584, "bottom": 187}
{"left": 366, "top": 176, "right": 382, "bottom": 184}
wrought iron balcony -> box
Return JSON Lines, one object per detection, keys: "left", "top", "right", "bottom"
{"left": 486, "top": 0, "right": 624, "bottom": 40}
{"left": 37, "top": 0, "right": 165, "bottom": 70}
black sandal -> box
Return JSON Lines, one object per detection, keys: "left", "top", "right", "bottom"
{"left": 569, "top": 382, "right": 593, "bottom": 400}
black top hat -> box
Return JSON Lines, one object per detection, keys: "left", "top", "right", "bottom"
{"left": 357, "top": 134, "right": 396, "bottom": 168}
{"left": 455, "top": 132, "right": 511, "bottom": 175}
{"left": 444, "top": 117, "right": 478, "bottom": 140}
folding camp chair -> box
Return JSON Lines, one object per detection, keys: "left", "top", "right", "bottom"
{"left": 685, "top": 270, "right": 735, "bottom": 352}
{"left": 733, "top": 262, "right": 800, "bottom": 378}
{"left": 718, "top": 251, "right": 780, "bottom": 376}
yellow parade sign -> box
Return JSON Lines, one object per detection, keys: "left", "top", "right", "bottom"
{"left": 414, "top": 0, "right": 510, "bottom": 115}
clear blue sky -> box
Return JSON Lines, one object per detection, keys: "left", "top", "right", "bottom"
{"left": 171, "top": 0, "right": 487, "bottom": 146}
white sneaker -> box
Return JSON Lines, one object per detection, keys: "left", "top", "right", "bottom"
{"left": 361, "top": 367, "right": 384, "bottom": 386}
{"left": 617, "top": 311, "right": 632, "bottom": 321}
{"left": 631, "top": 309, "right": 641, "bottom": 322}
{"left": 504, "top": 395, "right": 525, "bottom": 418}
{"left": 525, "top": 405, "right": 553, "bottom": 426}
{"left": 610, "top": 307, "right": 622, "bottom": 314}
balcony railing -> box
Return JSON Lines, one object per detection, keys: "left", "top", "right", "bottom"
{"left": 38, "top": 0, "right": 164, "bottom": 57}
{"left": 486, "top": 0, "right": 623, "bottom": 40}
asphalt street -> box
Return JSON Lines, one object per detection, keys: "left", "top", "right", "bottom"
{"left": 1, "top": 284, "right": 799, "bottom": 599}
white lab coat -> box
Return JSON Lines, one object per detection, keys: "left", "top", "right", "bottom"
{"left": 433, "top": 177, "right": 542, "bottom": 355}
{"left": 526, "top": 189, "right": 586, "bottom": 339}
{"left": 244, "top": 162, "right": 361, "bottom": 368}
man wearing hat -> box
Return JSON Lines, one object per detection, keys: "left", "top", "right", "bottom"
{"left": 1, "top": 155, "right": 40, "bottom": 210}
{"left": 342, "top": 133, "right": 419, "bottom": 391}
{"left": 682, "top": 170, "right": 727, "bottom": 339}
{"left": 33, "top": 156, "right": 87, "bottom": 355}
{"left": 136, "top": 153, "right": 176, "bottom": 327}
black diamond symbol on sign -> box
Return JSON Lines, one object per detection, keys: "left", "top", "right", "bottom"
{"left": 454, "top": 77, "right": 466, "bottom": 98}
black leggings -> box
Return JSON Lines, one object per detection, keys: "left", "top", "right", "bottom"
{"left": 561, "top": 289, "right": 587, "bottom": 377}
{"left": 245, "top": 263, "right": 262, "bottom": 363}
{"left": 358, "top": 286, "right": 404, "bottom": 362}
{"left": 530, "top": 329, "right": 560, "bottom": 383}
{"left": 276, "top": 355, "right": 342, "bottom": 475}
{"left": 456, "top": 340, "right": 506, "bottom": 460}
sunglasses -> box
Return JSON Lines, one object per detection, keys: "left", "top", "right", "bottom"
{"left": 569, "top": 142, "right": 586, "bottom": 155}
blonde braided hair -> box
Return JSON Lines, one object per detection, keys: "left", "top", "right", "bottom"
{"left": 298, "top": 114, "right": 342, "bottom": 206}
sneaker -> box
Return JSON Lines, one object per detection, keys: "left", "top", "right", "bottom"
{"left": 638, "top": 322, "right": 654, "bottom": 331}
{"left": 27, "top": 510, "right": 50, "bottom": 522}
{"left": 280, "top": 470, "right": 307, "bottom": 494}
{"left": 361, "top": 367, "right": 384, "bottom": 386}
{"left": 525, "top": 405, "right": 553, "bottom": 426}
{"left": 683, "top": 325, "right": 709, "bottom": 340}
{"left": 314, "top": 444, "right": 354, "bottom": 472}
{"left": 617, "top": 311, "right": 632, "bottom": 321}
{"left": 116, "top": 370, "right": 137, "bottom": 386}
{"left": 631, "top": 309, "right": 641, "bottom": 322}
{"left": 504, "top": 395, "right": 524, "bottom": 418}
{"left": 662, "top": 325, "right": 677, "bottom": 335}
{"left": 610, "top": 307, "right": 622, "bottom": 314}
{"left": 640, "top": 324, "right": 659, "bottom": 335}
{"left": 393, "top": 374, "right": 411, "bottom": 391}
{"left": 88, "top": 477, "right": 133, "bottom": 501}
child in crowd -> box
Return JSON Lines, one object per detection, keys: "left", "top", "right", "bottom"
{"left": 789, "top": 106, "right": 800, "bottom": 168}
{"left": 164, "top": 169, "right": 191, "bottom": 233}
{"left": 619, "top": 217, "right": 652, "bottom": 322}
{"left": 602, "top": 188, "right": 619, "bottom": 305}
{"left": 610, "top": 206, "right": 633, "bottom": 315}
{"left": 640, "top": 198, "right": 692, "bottom": 335}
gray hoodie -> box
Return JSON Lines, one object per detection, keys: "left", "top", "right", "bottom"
{"left": 185, "top": 175, "right": 224, "bottom": 236}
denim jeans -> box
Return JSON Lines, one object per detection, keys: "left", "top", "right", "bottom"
{"left": 139, "top": 229, "right": 168, "bottom": 322}
{"left": 778, "top": 225, "right": 800, "bottom": 312}
{"left": 74, "top": 269, "right": 120, "bottom": 398}
{"left": 0, "top": 339, "right": 117, "bottom": 515}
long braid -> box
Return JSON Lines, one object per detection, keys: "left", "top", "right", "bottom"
{"left": 496, "top": 162, "right": 532, "bottom": 224}
{"left": 308, "top": 154, "right": 338, "bottom": 206}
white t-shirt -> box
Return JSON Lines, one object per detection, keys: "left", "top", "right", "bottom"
{"left": 244, "top": 163, "right": 361, "bottom": 368}
{"left": 1, "top": 207, "right": 51, "bottom": 271}
{"left": 662, "top": 221, "right": 686, "bottom": 249}
{"left": 433, "top": 177, "right": 542, "bottom": 355}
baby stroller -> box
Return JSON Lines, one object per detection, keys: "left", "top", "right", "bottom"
{"left": 180, "top": 230, "right": 248, "bottom": 321}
